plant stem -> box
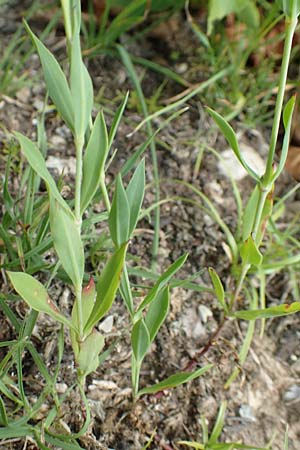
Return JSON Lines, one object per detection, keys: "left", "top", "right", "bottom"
{"left": 252, "top": 186, "right": 269, "bottom": 242}
{"left": 74, "top": 134, "right": 84, "bottom": 339}
{"left": 264, "top": 13, "right": 297, "bottom": 183}
{"left": 100, "top": 175, "right": 111, "bottom": 212}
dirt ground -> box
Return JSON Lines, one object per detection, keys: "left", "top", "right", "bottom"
{"left": 1, "top": 2, "right": 300, "bottom": 450}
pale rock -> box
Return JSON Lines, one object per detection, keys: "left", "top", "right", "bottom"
{"left": 218, "top": 144, "right": 265, "bottom": 181}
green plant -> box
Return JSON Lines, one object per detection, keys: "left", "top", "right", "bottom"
{"left": 178, "top": 401, "right": 270, "bottom": 450}
{"left": 0, "top": 1, "right": 212, "bottom": 446}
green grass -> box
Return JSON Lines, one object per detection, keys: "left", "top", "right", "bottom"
{"left": 1, "top": 0, "right": 300, "bottom": 448}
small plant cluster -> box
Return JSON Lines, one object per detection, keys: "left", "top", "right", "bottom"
{"left": 0, "top": 0, "right": 300, "bottom": 449}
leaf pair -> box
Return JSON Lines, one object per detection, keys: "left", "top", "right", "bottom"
{"left": 131, "top": 286, "right": 169, "bottom": 365}
{"left": 25, "top": 20, "right": 93, "bottom": 139}
{"left": 109, "top": 159, "right": 145, "bottom": 247}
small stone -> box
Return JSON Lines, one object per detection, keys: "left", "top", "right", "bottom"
{"left": 198, "top": 305, "right": 213, "bottom": 323}
{"left": 239, "top": 404, "right": 256, "bottom": 422}
{"left": 98, "top": 315, "right": 114, "bottom": 333}
{"left": 55, "top": 382, "right": 68, "bottom": 394}
{"left": 218, "top": 144, "right": 265, "bottom": 181}
{"left": 283, "top": 384, "right": 300, "bottom": 403}
{"left": 46, "top": 155, "right": 76, "bottom": 175}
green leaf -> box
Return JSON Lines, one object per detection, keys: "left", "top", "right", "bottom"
{"left": 108, "top": 92, "right": 129, "bottom": 149}
{"left": 240, "top": 236, "right": 263, "bottom": 266}
{"left": 24, "top": 21, "right": 74, "bottom": 130}
{"left": 137, "top": 364, "right": 212, "bottom": 396}
{"left": 7, "top": 271, "right": 73, "bottom": 330}
{"left": 207, "top": 0, "right": 259, "bottom": 35}
{"left": 0, "top": 395, "right": 8, "bottom": 426}
{"left": 108, "top": 175, "right": 130, "bottom": 246}
{"left": 50, "top": 197, "right": 84, "bottom": 288}
{"left": 137, "top": 254, "right": 188, "bottom": 314}
{"left": 277, "top": 0, "right": 300, "bottom": 17}
{"left": 131, "top": 318, "right": 150, "bottom": 363}
{"left": 145, "top": 286, "right": 169, "bottom": 342}
{"left": 208, "top": 401, "right": 227, "bottom": 445}
{"left": 177, "top": 442, "right": 204, "bottom": 449}
{"left": 84, "top": 243, "right": 127, "bottom": 333}
{"left": 15, "top": 132, "right": 70, "bottom": 212}
{"left": 207, "top": 108, "right": 260, "bottom": 181}
{"left": 77, "top": 330, "right": 104, "bottom": 378}
{"left": 208, "top": 268, "right": 227, "bottom": 312}
{"left": 235, "top": 302, "right": 300, "bottom": 320}
{"left": 126, "top": 159, "right": 145, "bottom": 234}
{"left": 71, "top": 278, "right": 96, "bottom": 356}
{"left": 70, "top": 32, "right": 93, "bottom": 137}
{"left": 242, "top": 185, "right": 259, "bottom": 241}
{"left": 81, "top": 111, "right": 108, "bottom": 213}
{"left": 274, "top": 96, "right": 296, "bottom": 181}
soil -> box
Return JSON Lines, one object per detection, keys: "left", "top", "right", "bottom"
{"left": 1, "top": 2, "right": 300, "bottom": 450}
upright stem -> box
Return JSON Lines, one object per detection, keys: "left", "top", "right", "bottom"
{"left": 74, "top": 134, "right": 84, "bottom": 338}
{"left": 264, "top": 13, "right": 297, "bottom": 183}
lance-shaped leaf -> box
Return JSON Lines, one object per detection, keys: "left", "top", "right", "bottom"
{"left": 136, "top": 254, "right": 188, "bottom": 314}
{"left": 126, "top": 159, "right": 145, "bottom": 235}
{"left": 242, "top": 185, "right": 260, "bottom": 241}
{"left": 235, "top": 302, "right": 300, "bottom": 320}
{"left": 240, "top": 236, "right": 263, "bottom": 266}
{"left": 77, "top": 330, "right": 104, "bottom": 378}
{"left": 109, "top": 175, "right": 130, "bottom": 247}
{"left": 207, "top": 108, "right": 260, "bottom": 181}
{"left": 70, "top": 31, "right": 93, "bottom": 137}
{"left": 273, "top": 96, "right": 296, "bottom": 182}
{"left": 80, "top": 111, "right": 108, "bottom": 213}
{"left": 208, "top": 267, "right": 227, "bottom": 312}
{"left": 24, "top": 21, "right": 74, "bottom": 130}
{"left": 50, "top": 197, "right": 84, "bottom": 289}
{"left": 7, "top": 271, "right": 74, "bottom": 330}
{"left": 131, "top": 318, "right": 150, "bottom": 364}
{"left": 15, "top": 132, "right": 70, "bottom": 213}
{"left": 137, "top": 364, "right": 213, "bottom": 396}
{"left": 145, "top": 286, "right": 169, "bottom": 343}
{"left": 108, "top": 92, "right": 129, "bottom": 149}
{"left": 71, "top": 278, "right": 96, "bottom": 356}
{"left": 84, "top": 243, "right": 127, "bottom": 333}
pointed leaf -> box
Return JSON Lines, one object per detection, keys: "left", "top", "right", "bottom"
{"left": 177, "top": 442, "right": 204, "bottom": 449}
{"left": 0, "top": 396, "right": 8, "bottom": 426}
{"left": 70, "top": 32, "right": 93, "bottom": 137}
{"left": 137, "top": 364, "right": 213, "bottom": 396}
{"left": 7, "top": 271, "right": 73, "bottom": 329}
{"left": 207, "top": 108, "right": 260, "bottom": 181}
{"left": 108, "top": 92, "right": 129, "bottom": 149}
{"left": 108, "top": 175, "right": 130, "bottom": 247}
{"left": 15, "top": 132, "right": 70, "bottom": 212}
{"left": 145, "top": 286, "right": 169, "bottom": 343}
{"left": 81, "top": 111, "right": 108, "bottom": 213}
{"left": 131, "top": 318, "right": 150, "bottom": 363}
{"left": 126, "top": 159, "right": 145, "bottom": 234}
{"left": 240, "top": 236, "right": 263, "bottom": 266}
{"left": 208, "top": 268, "right": 227, "bottom": 312}
{"left": 71, "top": 278, "right": 96, "bottom": 354}
{"left": 242, "top": 185, "right": 259, "bottom": 240}
{"left": 24, "top": 21, "right": 74, "bottom": 130}
{"left": 77, "top": 330, "right": 104, "bottom": 378}
{"left": 208, "top": 401, "right": 227, "bottom": 445}
{"left": 84, "top": 243, "right": 127, "bottom": 332}
{"left": 50, "top": 197, "right": 84, "bottom": 288}
{"left": 235, "top": 302, "right": 300, "bottom": 320}
{"left": 137, "top": 254, "right": 188, "bottom": 314}
{"left": 274, "top": 96, "right": 296, "bottom": 181}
